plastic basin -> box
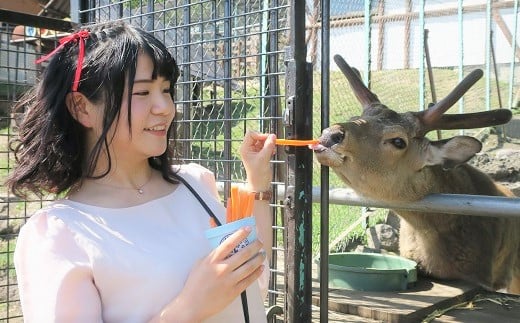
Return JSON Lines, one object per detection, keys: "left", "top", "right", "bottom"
{"left": 316, "top": 252, "right": 418, "bottom": 291}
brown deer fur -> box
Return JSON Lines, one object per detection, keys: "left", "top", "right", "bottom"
{"left": 313, "top": 55, "right": 520, "bottom": 294}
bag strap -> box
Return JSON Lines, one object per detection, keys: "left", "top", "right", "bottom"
{"left": 174, "top": 173, "right": 250, "bottom": 323}
{"left": 174, "top": 174, "right": 223, "bottom": 227}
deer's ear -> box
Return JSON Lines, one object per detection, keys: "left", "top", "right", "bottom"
{"left": 423, "top": 136, "right": 482, "bottom": 170}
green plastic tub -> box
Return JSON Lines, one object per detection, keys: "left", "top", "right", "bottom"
{"left": 316, "top": 252, "right": 418, "bottom": 292}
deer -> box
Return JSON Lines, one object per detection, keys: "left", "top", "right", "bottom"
{"left": 312, "top": 54, "right": 520, "bottom": 295}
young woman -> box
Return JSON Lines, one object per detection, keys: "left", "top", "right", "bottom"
{"left": 7, "top": 20, "right": 275, "bottom": 322}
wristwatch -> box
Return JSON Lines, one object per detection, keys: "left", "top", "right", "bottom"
{"left": 254, "top": 190, "right": 272, "bottom": 201}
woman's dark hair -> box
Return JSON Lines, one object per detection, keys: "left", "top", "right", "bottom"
{"left": 6, "top": 21, "right": 180, "bottom": 198}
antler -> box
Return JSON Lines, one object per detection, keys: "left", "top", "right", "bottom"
{"left": 419, "top": 109, "right": 512, "bottom": 134}
{"left": 420, "top": 69, "right": 482, "bottom": 123}
{"left": 333, "top": 55, "right": 380, "bottom": 109}
{"left": 416, "top": 69, "right": 512, "bottom": 135}
{"left": 334, "top": 54, "right": 513, "bottom": 135}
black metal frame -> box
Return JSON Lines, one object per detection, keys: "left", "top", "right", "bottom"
{"left": 282, "top": 1, "right": 313, "bottom": 322}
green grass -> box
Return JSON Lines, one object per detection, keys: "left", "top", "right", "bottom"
{"left": 0, "top": 128, "right": 14, "bottom": 182}
{"left": 0, "top": 239, "right": 17, "bottom": 279}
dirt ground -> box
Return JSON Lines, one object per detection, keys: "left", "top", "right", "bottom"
{"left": 468, "top": 131, "right": 520, "bottom": 196}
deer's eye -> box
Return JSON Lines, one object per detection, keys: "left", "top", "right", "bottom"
{"left": 391, "top": 138, "right": 407, "bottom": 149}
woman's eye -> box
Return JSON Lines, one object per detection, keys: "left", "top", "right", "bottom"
{"left": 163, "top": 88, "right": 171, "bottom": 94}
{"left": 391, "top": 138, "right": 407, "bottom": 149}
{"left": 133, "top": 91, "right": 149, "bottom": 96}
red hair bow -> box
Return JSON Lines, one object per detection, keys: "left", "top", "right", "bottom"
{"left": 36, "top": 30, "right": 90, "bottom": 92}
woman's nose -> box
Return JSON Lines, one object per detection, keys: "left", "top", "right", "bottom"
{"left": 151, "top": 91, "right": 174, "bottom": 115}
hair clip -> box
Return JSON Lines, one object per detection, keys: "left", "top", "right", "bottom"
{"left": 36, "top": 30, "right": 90, "bottom": 92}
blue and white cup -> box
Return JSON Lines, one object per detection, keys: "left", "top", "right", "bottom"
{"left": 205, "top": 217, "right": 257, "bottom": 256}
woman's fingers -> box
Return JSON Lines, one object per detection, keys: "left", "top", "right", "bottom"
{"left": 240, "top": 130, "right": 275, "bottom": 155}
{"left": 226, "top": 240, "right": 263, "bottom": 269}
{"left": 240, "top": 131, "right": 275, "bottom": 190}
{"left": 228, "top": 244, "right": 266, "bottom": 293}
{"left": 211, "top": 227, "right": 265, "bottom": 275}
{"left": 230, "top": 244, "right": 265, "bottom": 274}
{"left": 235, "top": 262, "right": 265, "bottom": 292}
{"left": 212, "top": 226, "right": 253, "bottom": 260}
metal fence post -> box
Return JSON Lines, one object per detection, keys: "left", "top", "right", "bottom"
{"left": 283, "top": 1, "right": 313, "bottom": 322}
{"left": 320, "top": 1, "right": 331, "bottom": 321}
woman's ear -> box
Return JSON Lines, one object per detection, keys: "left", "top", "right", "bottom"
{"left": 65, "top": 92, "right": 95, "bottom": 127}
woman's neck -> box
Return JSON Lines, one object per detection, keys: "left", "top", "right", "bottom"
{"left": 90, "top": 163, "right": 154, "bottom": 192}
{"left": 67, "top": 166, "right": 176, "bottom": 208}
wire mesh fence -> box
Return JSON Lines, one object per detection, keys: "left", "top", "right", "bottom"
{"left": 0, "top": 0, "right": 519, "bottom": 321}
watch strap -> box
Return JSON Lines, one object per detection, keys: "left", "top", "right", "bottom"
{"left": 254, "top": 190, "right": 272, "bottom": 201}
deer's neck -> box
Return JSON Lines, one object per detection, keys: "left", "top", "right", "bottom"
{"left": 388, "top": 163, "right": 501, "bottom": 201}
{"left": 390, "top": 163, "right": 504, "bottom": 228}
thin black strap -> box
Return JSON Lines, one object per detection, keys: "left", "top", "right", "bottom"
{"left": 175, "top": 173, "right": 250, "bottom": 323}
{"left": 241, "top": 292, "right": 250, "bottom": 323}
{"left": 174, "top": 174, "right": 222, "bottom": 226}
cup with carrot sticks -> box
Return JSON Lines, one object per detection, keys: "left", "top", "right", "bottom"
{"left": 205, "top": 186, "right": 257, "bottom": 255}
{"left": 205, "top": 217, "right": 256, "bottom": 255}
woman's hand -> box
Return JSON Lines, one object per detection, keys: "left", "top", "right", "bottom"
{"left": 158, "top": 227, "right": 266, "bottom": 322}
{"left": 239, "top": 130, "right": 276, "bottom": 191}
{"left": 238, "top": 131, "right": 275, "bottom": 297}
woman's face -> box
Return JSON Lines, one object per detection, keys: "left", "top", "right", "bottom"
{"left": 105, "top": 53, "right": 175, "bottom": 165}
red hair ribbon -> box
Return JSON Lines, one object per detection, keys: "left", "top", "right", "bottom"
{"left": 36, "top": 30, "right": 90, "bottom": 92}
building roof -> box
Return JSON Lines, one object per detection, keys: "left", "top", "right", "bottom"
{"left": 0, "top": 0, "right": 70, "bottom": 19}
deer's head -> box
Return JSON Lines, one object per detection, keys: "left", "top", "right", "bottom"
{"left": 313, "top": 55, "right": 512, "bottom": 201}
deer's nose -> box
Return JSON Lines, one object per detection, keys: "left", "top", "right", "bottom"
{"left": 320, "top": 128, "right": 345, "bottom": 148}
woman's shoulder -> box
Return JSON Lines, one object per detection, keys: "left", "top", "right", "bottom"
{"left": 174, "top": 163, "right": 216, "bottom": 186}
{"left": 22, "top": 200, "right": 89, "bottom": 226}
{"left": 17, "top": 201, "right": 82, "bottom": 240}
{"left": 174, "top": 162, "right": 213, "bottom": 177}
{"left": 173, "top": 163, "right": 221, "bottom": 202}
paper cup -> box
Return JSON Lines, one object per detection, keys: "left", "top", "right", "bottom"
{"left": 205, "top": 217, "right": 256, "bottom": 255}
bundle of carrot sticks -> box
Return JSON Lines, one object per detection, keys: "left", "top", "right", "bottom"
{"left": 227, "top": 186, "right": 255, "bottom": 223}
{"left": 210, "top": 186, "right": 255, "bottom": 227}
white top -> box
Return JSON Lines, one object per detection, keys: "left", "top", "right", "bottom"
{"left": 14, "top": 164, "right": 268, "bottom": 323}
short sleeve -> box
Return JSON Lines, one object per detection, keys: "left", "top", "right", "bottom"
{"left": 183, "top": 163, "right": 221, "bottom": 199}
{"left": 14, "top": 211, "right": 103, "bottom": 323}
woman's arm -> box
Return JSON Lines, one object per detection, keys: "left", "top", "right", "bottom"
{"left": 14, "top": 212, "right": 103, "bottom": 323}
{"left": 239, "top": 130, "right": 276, "bottom": 296}
{"left": 149, "top": 226, "right": 266, "bottom": 322}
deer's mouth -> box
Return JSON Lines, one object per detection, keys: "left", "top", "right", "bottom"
{"left": 309, "top": 143, "right": 326, "bottom": 152}
{"left": 311, "top": 143, "right": 345, "bottom": 167}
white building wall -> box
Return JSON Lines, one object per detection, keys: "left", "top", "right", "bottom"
{"left": 314, "top": 4, "right": 518, "bottom": 72}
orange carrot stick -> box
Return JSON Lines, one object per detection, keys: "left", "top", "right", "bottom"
{"left": 244, "top": 191, "right": 255, "bottom": 217}
{"left": 275, "top": 139, "right": 319, "bottom": 146}
{"left": 237, "top": 188, "right": 244, "bottom": 220}
{"left": 231, "top": 185, "right": 240, "bottom": 221}
{"left": 226, "top": 198, "right": 233, "bottom": 223}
